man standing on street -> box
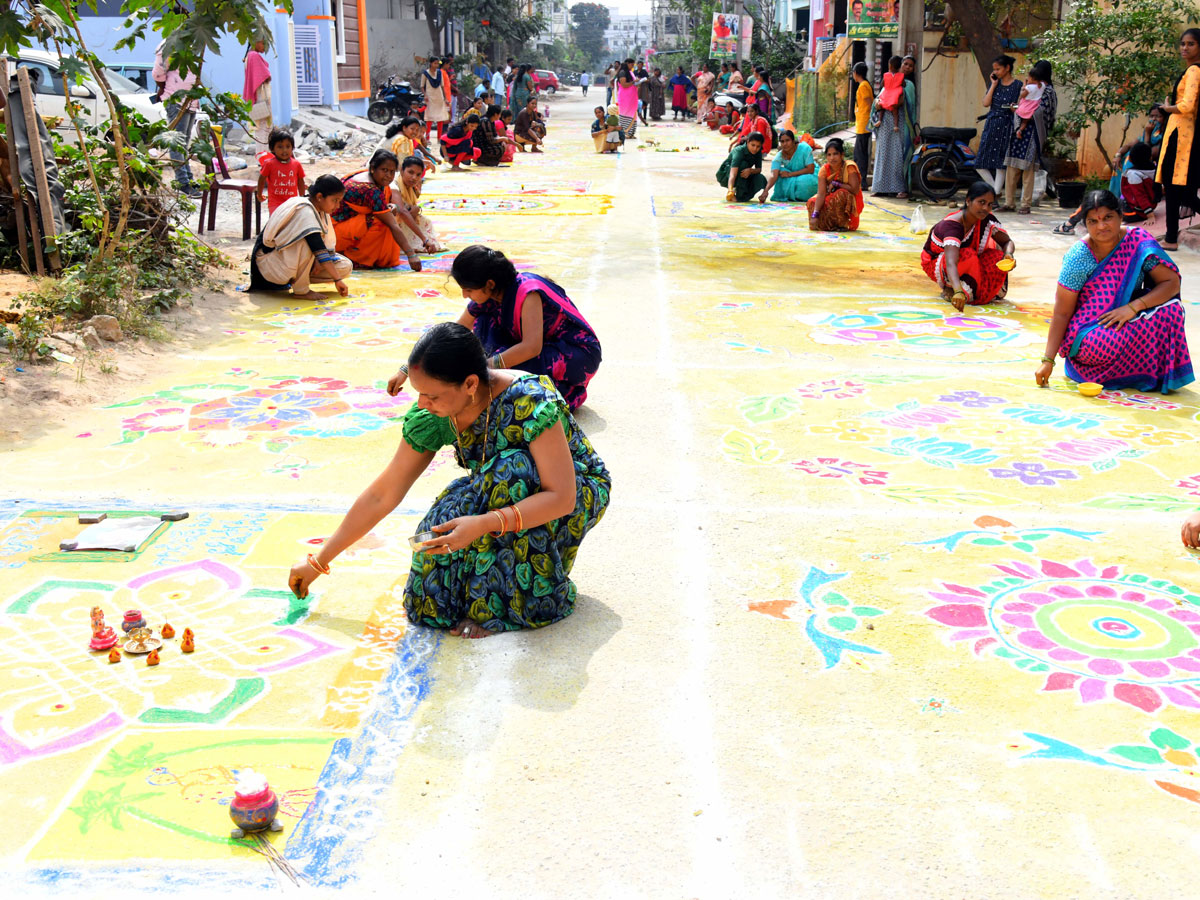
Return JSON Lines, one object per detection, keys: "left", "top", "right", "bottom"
{"left": 153, "top": 42, "right": 200, "bottom": 197}
{"left": 852, "top": 62, "right": 873, "bottom": 178}
{"left": 580, "top": 70, "right": 590, "bottom": 96}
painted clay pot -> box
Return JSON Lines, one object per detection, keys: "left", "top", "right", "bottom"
{"left": 229, "top": 784, "right": 279, "bottom": 834}
{"left": 121, "top": 610, "right": 147, "bottom": 633}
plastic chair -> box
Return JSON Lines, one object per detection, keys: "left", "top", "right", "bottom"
{"left": 197, "top": 131, "right": 261, "bottom": 240}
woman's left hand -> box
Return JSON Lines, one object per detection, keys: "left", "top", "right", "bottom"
{"left": 1098, "top": 304, "right": 1138, "bottom": 330}
{"left": 423, "top": 516, "right": 489, "bottom": 554}
{"left": 335, "top": 280, "right": 349, "bottom": 297}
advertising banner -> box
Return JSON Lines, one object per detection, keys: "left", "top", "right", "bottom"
{"left": 847, "top": 0, "right": 899, "bottom": 39}
{"left": 709, "top": 12, "right": 739, "bottom": 58}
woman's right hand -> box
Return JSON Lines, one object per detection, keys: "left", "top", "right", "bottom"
{"left": 1183, "top": 512, "right": 1200, "bottom": 549}
{"left": 288, "top": 559, "right": 319, "bottom": 599}
{"left": 387, "top": 368, "right": 409, "bottom": 396}
{"left": 1034, "top": 360, "right": 1055, "bottom": 387}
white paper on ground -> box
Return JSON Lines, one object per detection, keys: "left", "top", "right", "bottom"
{"left": 62, "top": 515, "right": 163, "bottom": 552}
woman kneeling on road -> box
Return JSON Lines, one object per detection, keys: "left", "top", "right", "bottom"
{"left": 250, "top": 174, "right": 352, "bottom": 299}
{"left": 389, "top": 246, "right": 602, "bottom": 410}
{"left": 289, "top": 323, "right": 611, "bottom": 639}
{"left": 717, "top": 131, "right": 767, "bottom": 202}
{"left": 921, "top": 181, "right": 1016, "bottom": 310}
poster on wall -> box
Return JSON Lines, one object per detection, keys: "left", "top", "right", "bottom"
{"left": 847, "top": 0, "right": 899, "bottom": 39}
{"left": 709, "top": 12, "right": 739, "bottom": 58}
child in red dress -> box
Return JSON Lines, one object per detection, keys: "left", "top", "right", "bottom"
{"left": 874, "top": 57, "right": 905, "bottom": 133}
{"left": 256, "top": 127, "right": 306, "bottom": 214}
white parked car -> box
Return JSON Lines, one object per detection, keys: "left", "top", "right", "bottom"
{"left": 6, "top": 49, "right": 166, "bottom": 133}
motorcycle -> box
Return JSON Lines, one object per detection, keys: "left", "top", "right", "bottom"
{"left": 367, "top": 77, "right": 425, "bottom": 125}
{"left": 911, "top": 125, "right": 980, "bottom": 201}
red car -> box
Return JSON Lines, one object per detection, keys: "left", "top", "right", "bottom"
{"left": 530, "top": 69, "right": 560, "bottom": 93}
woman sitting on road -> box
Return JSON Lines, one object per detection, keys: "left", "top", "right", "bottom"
{"left": 440, "top": 114, "right": 482, "bottom": 170}
{"left": 1035, "top": 190, "right": 1193, "bottom": 394}
{"left": 717, "top": 101, "right": 741, "bottom": 134}
{"left": 921, "top": 181, "right": 1016, "bottom": 310}
{"left": 762, "top": 130, "right": 818, "bottom": 202}
{"left": 730, "top": 101, "right": 771, "bottom": 154}
{"left": 394, "top": 156, "right": 445, "bottom": 253}
{"left": 250, "top": 174, "right": 351, "bottom": 299}
{"left": 290, "top": 322, "right": 611, "bottom": 640}
{"left": 474, "top": 105, "right": 512, "bottom": 166}
{"left": 806, "top": 137, "right": 863, "bottom": 232}
{"left": 385, "top": 116, "right": 440, "bottom": 172}
{"left": 332, "top": 149, "right": 436, "bottom": 271}
{"left": 496, "top": 108, "right": 517, "bottom": 163}
{"left": 389, "top": 246, "right": 603, "bottom": 410}
{"left": 717, "top": 131, "right": 767, "bottom": 203}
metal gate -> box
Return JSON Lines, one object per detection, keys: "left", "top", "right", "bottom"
{"left": 293, "top": 24, "right": 323, "bottom": 106}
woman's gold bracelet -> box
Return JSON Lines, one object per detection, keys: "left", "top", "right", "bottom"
{"left": 1040, "top": 356, "right": 1056, "bottom": 365}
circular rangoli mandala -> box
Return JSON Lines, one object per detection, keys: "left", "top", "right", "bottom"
{"left": 925, "top": 558, "right": 1200, "bottom": 713}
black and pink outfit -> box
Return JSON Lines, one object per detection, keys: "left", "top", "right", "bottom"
{"left": 468, "top": 274, "right": 602, "bottom": 410}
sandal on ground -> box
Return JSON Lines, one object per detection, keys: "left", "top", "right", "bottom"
{"left": 1052, "top": 223, "right": 1075, "bottom": 235}
{"left": 1018, "top": 207, "right": 1031, "bottom": 215}
{"left": 1162, "top": 241, "right": 1180, "bottom": 250}
{"left": 997, "top": 204, "right": 1016, "bottom": 212}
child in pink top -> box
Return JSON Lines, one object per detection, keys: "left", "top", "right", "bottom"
{"left": 874, "top": 57, "right": 904, "bottom": 133}
{"left": 256, "top": 127, "right": 306, "bottom": 214}
{"left": 1013, "top": 73, "right": 1045, "bottom": 140}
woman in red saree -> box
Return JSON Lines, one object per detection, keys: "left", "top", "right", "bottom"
{"left": 921, "top": 181, "right": 1017, "bottom": 310}
{"left": 332, "top": 150, "right": 433, "bottom": 271}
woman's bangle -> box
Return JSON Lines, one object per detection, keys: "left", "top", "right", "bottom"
{"left": 1040, "top": 356, "right": 1056, "bottom": 365}
{"left": 399, "top": 364, "right": 409, "bottom": 375}
{"left": 307, "top": 553, "right": 330, "bottom": 575}
{"left": 489, "top": 510, "right": 506, "bottom": 535}
{"left": 509, "top": 504, "right": 524, "bottom": 533}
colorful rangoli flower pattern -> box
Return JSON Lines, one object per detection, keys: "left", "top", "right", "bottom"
{"left": 791, "top": 458, "right": 889, "bottom": 486}
{"left": 925, "top": 558, "right": 1200, "bottom": 713}
{"left": 794, "top": 379, "right": 865, "bottom": 400}
{"left": 988, "top": 461, "right": 1079, "bottom": 487}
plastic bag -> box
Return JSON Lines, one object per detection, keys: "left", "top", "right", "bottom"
{"left": 909, "top": 204, "right": 927, "bottom": 234}
{"left": 1033, "top": 169, "right": 1047, "bottom": 203}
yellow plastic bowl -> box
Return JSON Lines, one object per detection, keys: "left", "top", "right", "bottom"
{"left": 996, "top": 256, "right": 1015, "bottom": 272}
{"left": 1078, "top": 382, "right": 1104, "bottom": 397}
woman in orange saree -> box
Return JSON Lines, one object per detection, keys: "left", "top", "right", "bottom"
{"left": 332, "top": 150, "right": 432, "bottom": 271}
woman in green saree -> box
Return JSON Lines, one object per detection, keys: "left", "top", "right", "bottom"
{"left": 288, "top": 323, "right": 611, "bottom": 638}
{"left": 717, "top": 132, "right": 767, "bottom": 202}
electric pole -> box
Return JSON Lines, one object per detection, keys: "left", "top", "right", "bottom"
{"left": 734, "top": 0, "right": 745, "bottom": 68}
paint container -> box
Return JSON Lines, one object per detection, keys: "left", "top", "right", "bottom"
{"left": 1078, "top": 382, "right": 1104, "bottom": 397}
{"left": 229, "top": 769, "right": 281, "bottom": 837}
{"left": 996, "top": 256, "right": 1015, "bottom": 272}
{"left": 408, "top": 530, "right": 437, "bottom": 550}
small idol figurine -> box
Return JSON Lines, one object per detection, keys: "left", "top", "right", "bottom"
{"left": 181, "top": 628, "right": 195, "bottom": 653}
{"left": 89, "top": 606, "right": 119, "bottom": 651}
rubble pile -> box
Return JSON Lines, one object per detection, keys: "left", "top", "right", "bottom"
{"left": 241, "top": 120, "right": 381, "bottom": 164}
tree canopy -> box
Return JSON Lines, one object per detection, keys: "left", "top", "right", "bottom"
{"left": 1040, "top": 0, "right": 1200, "bottom": 164}
{"left": 570, "top": 3, "right": 609, "bottom": 64}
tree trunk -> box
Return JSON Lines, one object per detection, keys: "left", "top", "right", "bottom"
{"left": 423, "top": 0, "right": 442, "bottom": 53}
{"left": 947, "top": 0, "right": 1004, "bottom": 84}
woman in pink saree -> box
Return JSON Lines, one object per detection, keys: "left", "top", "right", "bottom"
{"left": 1036, "top": 190, "right": 1193, "bottom": 393}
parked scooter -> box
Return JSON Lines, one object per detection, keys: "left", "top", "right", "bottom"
{"left": 367, "top": 77, "right": 425, "bottom": 125}
{"left": 911, "top": 125, "right": 981, "bottom": 201}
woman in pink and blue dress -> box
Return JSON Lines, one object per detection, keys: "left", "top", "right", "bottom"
{"left": 392, "top": 246, "right": 602, "bottom": 410}
{"left": 1035, "top": 190, "right": 1193, "bottom": 393}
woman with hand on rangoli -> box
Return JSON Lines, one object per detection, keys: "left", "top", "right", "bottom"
{"left": 288, "top": 323, "right": 611, "bottom": 639}
{"left": 388, "top": 246, "right": 602, "bottom": 410}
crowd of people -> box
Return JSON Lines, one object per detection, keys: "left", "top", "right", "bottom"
{"left": 269, "top": 35, "right": 1200, "bottom": 637}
